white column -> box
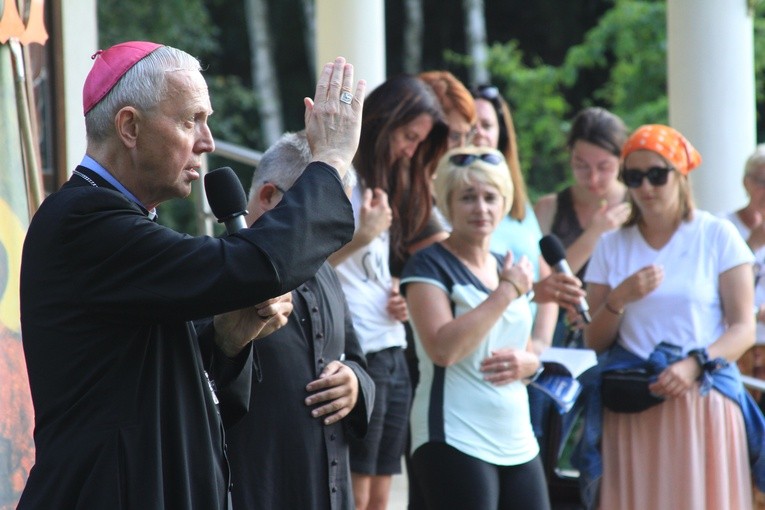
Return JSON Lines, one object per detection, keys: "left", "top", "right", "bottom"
{"left": 667, "top": 0, "right": 755, "bottom": 214}
{"left": 316, "top": 0, "right": 386, "bottom": 92}
{"left": 61, "top": 0, "right": 98, "bottom": 173}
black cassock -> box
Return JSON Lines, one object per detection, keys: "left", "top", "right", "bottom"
{"left": 227, "top": 262, "right": 375, "bottom": 510}
{"left": 18, "top": 163, "right": 353, "bottom": 509}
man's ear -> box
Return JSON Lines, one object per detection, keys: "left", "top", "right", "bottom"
{"left": 257, "top": 183, "right": 282, "bottom": 212}
{"left": 115, "top": 107, "right": 140, "bottom": 148}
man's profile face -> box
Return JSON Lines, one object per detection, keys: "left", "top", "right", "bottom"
{"left": 133, "top": 70, "right": 215, "bottom": 208}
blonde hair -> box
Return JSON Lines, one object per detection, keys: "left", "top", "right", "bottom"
{"left": 434, "top": 146, "right": 513, "bottom": 223}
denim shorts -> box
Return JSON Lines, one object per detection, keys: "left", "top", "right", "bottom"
{"left": 349, "top": 346, "right": 412, "bottom": 475}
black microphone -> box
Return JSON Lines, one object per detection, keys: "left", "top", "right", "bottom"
{"left": 204, "top": 167, "right": 249, "bottom": 233}
{"left": 539, "top": 234, "right": 591, "bottom": 324}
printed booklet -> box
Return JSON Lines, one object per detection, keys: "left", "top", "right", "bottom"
{"left": 531, "top": 347, "right": 597, "bottom": 413}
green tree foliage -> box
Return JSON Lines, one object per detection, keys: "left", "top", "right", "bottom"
{"left": 97, "top": 0, "right": 765, "bottom": 230}
{"left": 98, "top": 0, "right": 262, "bottom": 233}
{"left": 469, "top": 43, "right": 570, "bottom": 199}
{"left": 97, "top": 0, "right": 220, "bottom": 56}
{"left": 485, "top": 0, "right": 765, "bottom": 199}
{"left": 754, "top": 3, "right": 765, "bottom": 141}
{"left": 485, "top": 0, "right": 668, "bottom": 198}
{"left": 560, "top": 0, "right": 667, "bottom": 128}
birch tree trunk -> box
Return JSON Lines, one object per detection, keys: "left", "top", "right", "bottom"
{"left": 300, "top": 0, "right": 317, "bottom": 79}
{"left": 244, "top": 0, "right": 283, "bottom": 147}
{"left": 403, "top": 0, "right": 423, "bottom": 74}
{"left": 462, "top": 0, "right": 489, "bottom": 86}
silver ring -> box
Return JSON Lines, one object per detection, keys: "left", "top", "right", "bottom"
{"left": 503, "top": 362, "right": 510, "bottom": 370}
{"left": 340, "top": 91, "right": 353, "bottom": 104}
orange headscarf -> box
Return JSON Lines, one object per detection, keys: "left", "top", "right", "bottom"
{"left": 621, "top": 124, "right": 702, "bottom": 175}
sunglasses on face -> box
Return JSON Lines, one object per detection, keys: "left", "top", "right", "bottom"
{"left": 449, "top": 153, "right": 504, "bottom": 166}
{"left": 621, "top": 166, "right": 674, "bottom": 188}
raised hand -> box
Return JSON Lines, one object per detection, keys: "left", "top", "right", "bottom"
{"left": 357, "top": 188, "right": 392, "bottom": 244}
{"left": 304, "top": 57, "right": 366, "bottom": 177}
{"left": 590, "top": 201, "right": 632, "bottom": 235}
{"left": 609, "top": 264, "right": 664, "bottom": 310}
{"left": 499, "top": 253, "right": 534, "bottom": 295}
{"left": 387, "top": 278, "right": 408, "bottom": 322}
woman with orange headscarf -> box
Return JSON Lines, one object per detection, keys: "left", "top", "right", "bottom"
{"left": 582, "top": 125, "right": 765, "bottom": 509}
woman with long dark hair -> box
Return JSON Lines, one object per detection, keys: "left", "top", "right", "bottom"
{"left": 330, "top": 74, "right": 449, "bottom": 510}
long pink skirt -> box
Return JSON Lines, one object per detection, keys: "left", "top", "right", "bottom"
{"left": 599, "top": 386, "right": 753, "bottom": 510}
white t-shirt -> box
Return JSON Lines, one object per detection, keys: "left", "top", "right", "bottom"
{"left": 334, "top": 183, "right": 406, "bottom": 354}
{"left": 724, "top": 211, "right": 765, "bottom": 345}
{"left": 401, "top": 243, "right": 538, "bottom": 466}
{"left": 585, "top": 210, "right": 753, "bottom": 359}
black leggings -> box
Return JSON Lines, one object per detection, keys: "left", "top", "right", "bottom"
{"left": 411, "top": 442, "right": 551, "bottom": 510}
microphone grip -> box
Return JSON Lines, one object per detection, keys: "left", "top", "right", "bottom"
{"left": 553, "top": 261, "right": 591, "bottom": 324}
{"left": 223, "top": 215, "right": 248, "bottom": 234}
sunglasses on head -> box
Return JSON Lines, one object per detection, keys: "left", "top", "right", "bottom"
{"left": 621, "top": 166, "right": 674, "bottom": 188}
{"left": 474, "top": 85, "right": 500, "bottom": 101}
{"left": 449, "top": 153, "right": 504, "bottom": 167}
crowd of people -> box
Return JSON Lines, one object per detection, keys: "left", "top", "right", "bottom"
{"left": 12, "top": 39, "right": 765, "bottom": 510}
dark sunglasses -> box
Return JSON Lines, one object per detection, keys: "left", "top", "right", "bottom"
{"left": 449, "top": 153, "right": 504, "bottom": 166}
{"left": 621, "top": 166, "right": 674, "bottom": 188}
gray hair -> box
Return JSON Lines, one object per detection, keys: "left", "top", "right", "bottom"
{"left": 249, "top": 131, "right": 357, "bottom": 200}
{"left": 745, "top": 144, "right": 765, "bottom": 176}
{"left": 85, "top": 46, "right": 202, "bottom": 142}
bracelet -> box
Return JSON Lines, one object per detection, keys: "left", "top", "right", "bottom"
{"left": 500, "top": 277, "right": 524, "bottom": 297}
{"left": 524, "top": 364, "right": 544, "bottom": 383}
{"left": 604, "top": 301, "right": 624, "bottom": 316}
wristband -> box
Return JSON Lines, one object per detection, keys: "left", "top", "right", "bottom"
{"left": 500, "top": 277, "right": 524, "bottom": 298}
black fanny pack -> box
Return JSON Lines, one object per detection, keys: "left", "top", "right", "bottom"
{"left": 600, "top": 368, "right": 665, "bottom": 414}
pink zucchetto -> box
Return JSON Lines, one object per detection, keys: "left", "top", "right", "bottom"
{"left": 621, "top": 124, "right": 702, "bottom": 175}
{"left": 82, "top": 41, "right": 163, "bottom": 115}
